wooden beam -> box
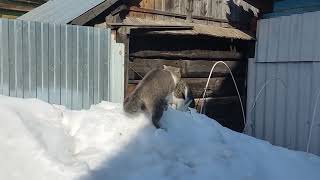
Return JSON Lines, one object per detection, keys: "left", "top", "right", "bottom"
{"left": 0, "top": 2, "right": 33, "bottom": 12}
{"left": 128, "top": 58, "right": 246, "bottom": 79}
{"left": 107, "top": 22, "right": 194, "bottom": 29}
{"left": 130, "top": 50, "right": 243, "bottom": 60}
{"left": 116, "top": 27, "right": 131, "bottom": 99}
{"left": 128, "top": 77, "right": 245, "bottom": 98}
{"left": 70, "top": 0, "right": 120, "bottom": 25}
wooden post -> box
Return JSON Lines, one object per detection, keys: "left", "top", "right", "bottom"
{"left": 116, "top": 27, "right": 131, "bottom": 98}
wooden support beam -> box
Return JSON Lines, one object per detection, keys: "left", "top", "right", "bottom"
{"left": 130, "top": 50, "right": 243, "bottom": 60}
{"left": 116, "top": 27, "right": 131, "bottom": 98}
{"left": 107, "top": 22, "right": 194, "bottom": 30}
{"left": 128, "top": 58, "right": 246, "bottom": 79}
{"left": 128, "top": 77, "right": 245, "bottom": 98}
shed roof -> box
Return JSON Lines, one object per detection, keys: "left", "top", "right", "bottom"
{"left": 18, "top": 0, "right": 106, "bottom": 24}
{"left": 110, "top": 17, "right": 254, "bottom": 40}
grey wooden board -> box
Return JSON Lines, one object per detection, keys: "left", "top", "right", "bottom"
{"left": 0, "top": 18, "right": 124, "bottom": 109}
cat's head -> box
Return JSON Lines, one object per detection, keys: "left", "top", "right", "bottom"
{"left": 163, "top": 65, "right": 181, "bottom": 79}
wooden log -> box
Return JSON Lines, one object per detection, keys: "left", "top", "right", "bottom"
{"left": 128, "top": 58, "right": 246, "bottom": 79}
{"left": 195, "top": 96, "right": 245, "bottom": 132}
{"left": 184, "top": 78, "right": 245, "bottom": 98}
{"left": 127, "top": 77, "right": 245, "bottom": 98}
{"left": 130, "top": 50, "right": 243, "bottom": 60}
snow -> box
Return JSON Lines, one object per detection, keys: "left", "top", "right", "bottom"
{"left": 0, "top": 95, "right": 320, "bottom": 180}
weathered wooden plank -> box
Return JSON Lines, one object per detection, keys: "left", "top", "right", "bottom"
{"left": 155, "top": 0, "right": 163, "bottom": 11}
{"left": 128, "top": 6, "right": 229, "bottom": 23}
{"left": 141, "top": 0, "right": 155, "bottom": 10}
{"left": 130, "top": 50, "right": 243, "bottom": 60}
{"left": 193, "top": 0, "right": 207, "bottom": 17}
{"left": 141, "top": 0, "right": 156, "bottom": 19}
{"left": 179, "top": 0, "right": 186, "bottom": 15}
{"left": 128, "top": 58, "right": 246, "bottom": 79}
{"left": 128, "top": 77, "right": 245, "bottom": 98}
{"left": 165, "top": 0, "right": 175, "bottom": 12}
{"left": 206, "top": 0, "right": 212, "bottom": 17}
{"left": 173, "top": 0, "right": 181, "bottom": 14}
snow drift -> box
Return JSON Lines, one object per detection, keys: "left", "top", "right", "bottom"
{"left": 0, "top": 95, "right": 320, "bottom": 180}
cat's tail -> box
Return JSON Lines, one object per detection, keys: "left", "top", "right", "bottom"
{"left": 123, "top": 94, "right": 144, "bottom": 114}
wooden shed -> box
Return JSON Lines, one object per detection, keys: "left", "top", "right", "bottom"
{"left": 92, "top": 0, "right": 261, "bottom": 132}
{"left": 19, "top": 0, "right": 272, "bottom": 132}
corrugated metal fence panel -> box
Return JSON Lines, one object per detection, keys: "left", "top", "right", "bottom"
{"left": 0, "top": 18, "right": 124, "bottom": 110}
{"left": 248, "top": 11, "right": 320, "bottom": 155}
{"left": 256, "top": 11, "right": 320, "bottom": 62}
{"left": 247, "top": 60, "right": 320, "bottom": 155}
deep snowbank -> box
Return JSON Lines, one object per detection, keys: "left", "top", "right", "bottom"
{"left": 0, "top": 96, "right": 319, "bottom": 180}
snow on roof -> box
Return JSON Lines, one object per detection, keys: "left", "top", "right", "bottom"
{"left": 18, "top": 0, "right": 105, "bottom": 24}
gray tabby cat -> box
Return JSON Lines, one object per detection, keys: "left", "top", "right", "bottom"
{"left": 123, "top": 65, "right": 181, "bottom": 128}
